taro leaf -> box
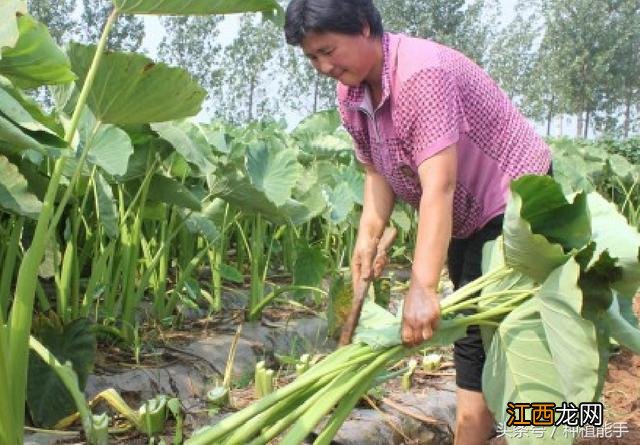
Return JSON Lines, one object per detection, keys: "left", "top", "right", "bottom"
{"left": 332, "top": 166, "right": 364, "bottom": 205}
{"left": 478, "top": 238, "right": 535, "bottom": 350}
{"left": 27, "top": 317, "right": 96, "bottom": 428}
{"left": 0, "top": 80, "right": 65, "bottom": 155}
{"left": 211, "top": 174, "right": 285, "bottom": 223}
{"left": 0, "top": 154, "right": 42, "bottom": 218}
{"left": 181, "top": 208, "right": 220, "bottom": 244}
{"left": 550, "top": 153, "right": 597, "bottom": 194}
{"left": 503, "top": 176, "right": 590, "bottom": 283}
{"left": 281, "top": 185, "right": 326, "bottom": 225}
{"left": 587, "top": 192, "right": 640, "bottom": 299}
{"left": 0, "top": 76, "right": 64, "bottom": 136}
{"left": 246, "top": 141, "right": 302, "bottom": 207}
{"left": 538, "top": 258, "right": 600, "bottom": 403}
{"left": 292, "top": 109, "right": 341, "bottom": 142}
{"left": 117, "top": 138, "right": 173, "bottom": 182}
{"left": 353, "top": 300, "right": 466, "bottom": 350}
{"left": 0, "top": 0, "right": 27, "bottom": 54}
{"left": 482, "top": 299, "right": 572, "bottom": 444}
{"left": 606, "top": 294, "right": 640, "bottom": 354}
{"left": 322, "top": 182, "right": 355, "bottom": 225}
{"left": 94, "top": 171, "right": 118, "bottom": 238}
{"left": 0, "top": 15, "right": 75, "bottom": 89}
{"left": 578, "top": 249, "right": 619, "bottom": 312}
{"left": 391, "top": 207, "right": 413, "bottom": 233}
{"left": 68, "top": 43, "right": 206, "bottom": 125}
{"left": 292, "top": 241, "right": 328, "bottom": 299}
{"left": 219, "top": 263, "right": 243, "bottom": 283}
{"left": 211, "top": 173, "right": 319, "bottom": 225}
{"left": 305, "top": 134, "right": 352, "bottom": 156}
{"left": 77, "top": 109, "right": 133, "bottom": 177}
{"left": 607, "top": 154, "right": 634, "bottom": 181}
{"left": 151, "top": 121, "right": 216, "bottom": 176}
{"left": 354, "top": 300, "right": 401, "bottom": 349}
{"left": 112, "top": 0, "right": 281, "bottom": 16}
{"left": 147, "top": 174, "right": 202, "bottom": 211}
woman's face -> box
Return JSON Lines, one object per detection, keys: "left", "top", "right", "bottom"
{"left": 301, "top": 27, "right": 378, "bottom": 87}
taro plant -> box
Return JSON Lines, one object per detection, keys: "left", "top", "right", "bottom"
{"left": 0, "top": 1, "right": 282, "bottom": 443}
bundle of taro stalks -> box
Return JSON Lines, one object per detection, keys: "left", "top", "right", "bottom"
{"left": 186, "top": 176, "right": 640, "bottom": 445}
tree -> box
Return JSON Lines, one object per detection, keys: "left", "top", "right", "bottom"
{"left": 374, "top": 0, "right": 497, "bottom": 65}
{"left": 597, "top": 0, "right": 640, "bottom": 137}
{"left": 157, "top": 15, "right": 224, "bottom": 114}
{"left": 27, "top": 0, "right": 77, "bottom": 45}
{"left": 79, "top": 0, "right": 145, "bottom": 52}
{"left": 213, "top": 14, "right": 282, "bottom": 124}
{"left": 542, "top": 0, "right": 616, "bottom": 138}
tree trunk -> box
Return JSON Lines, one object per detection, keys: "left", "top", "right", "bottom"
{"left": 624, "top": 95, "right": 632, "bottom": 138}
{"left": 313, "top": 73, "right": 319, "bottom": 113}
{"left": 559, "top": 114, "right": 564, "bottom": 137}
{"left": 584, "top": 109, "right": 590, "bottom": 139}
{"left": 546, "top": 95, "right": 555, "bottom": 136}
{"left": 577, "top": 112, "right": 584, "bottom": 138}
{"left": 248, "top": 76, "right": 255, "bottom": 121}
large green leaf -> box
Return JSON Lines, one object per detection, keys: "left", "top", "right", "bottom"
{"left": 211, "top": 173, "right": 319, "bottom": 225}
{"left": 606, "top": 294, "right": 640, "bottom": 355}
{"left": 151, "top": 121, "right": 217, "bottom": 175}
{"left": 483, "top": 299, "right": 571, "bottom": 445}
{"left": 94, "top": 172, "right": 118, "bottom": 238}
{"left": 353, "top": 300, "right": 467, "bottom": 350}
{"left": 538, "top": 258, "right": 599, "bottom": 403}
{"left": 322, "top": 182, "right": 355, "bottom": 225}
{"left": 503, "top": 176, "right": 590, "bottom": 283}
{"left": 292, "top": 242, "right": 328, "bottom": 299}
{"left": 0, "top": 15, "right": 75, "bottom": 89}
{"left": 147, "top": 174, "right": 202, "bottom": 211}
{"left": 0, "top": 79, "right": 65, "bottom": 155}
{"left": 68, "top": 43, "right": 206, "bottom": 124}
{"left": 292, "top": 109, "right": 342, "bottom": 141}
{"left": 0, "top": 0, "right": 26, "bottom": 55}
{"left": 0, "top": 76, "right": 64, "bottom": 135}
{"left": 0, "top": 154, "right": 42, "bottom": 218}
{"left": 27, "top": 317, "right": 96, "bottom": 428}
{"left": 587, "top": 192, "right": 640, "bottom": 298}
{"left": 78, "top": 109, "right": 134, "bottom": 177}
{"left": 246, "top": 141, "right": 302, "bottom": 207}
{"left": 112, "top": 0, "right": 281, "bottom": 16}
{"left": 181, "top": 208, "right": 220, "bottom": 244}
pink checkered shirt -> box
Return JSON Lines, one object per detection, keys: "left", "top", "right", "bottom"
{"left": 337, "top": 33, "right": 551, "bottom": 238}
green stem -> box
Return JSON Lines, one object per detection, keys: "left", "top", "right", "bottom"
{"left": 4, "top": 10, "right": 118, "bottom": 445}
{"left": 0, "top": 217, "right": 23, "bottom": 323}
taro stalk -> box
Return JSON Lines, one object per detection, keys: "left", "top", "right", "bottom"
{"left": 0, "top": 1, "right": 283, "bottom": 443}
{"left": 1, "top": 12, "right": 119, "bottom": 444}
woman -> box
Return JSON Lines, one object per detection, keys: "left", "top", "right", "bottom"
{"left": 284, "top": 1, "right": 551, "bottom": 443}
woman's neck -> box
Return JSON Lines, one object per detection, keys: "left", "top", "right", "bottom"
{"left": 364, "top": 37, "right": 384, "bottom": 107}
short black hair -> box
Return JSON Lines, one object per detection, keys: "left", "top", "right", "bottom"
{"left": 284, "top": 0, "right": 383, "bottom": 46}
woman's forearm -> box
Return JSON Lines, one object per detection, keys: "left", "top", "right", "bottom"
{"left": 358, "top": 166, "right": 395, "bottom": 238}
{"left": 411, "top": 144, "right": 457, "bottom": 292}
{"left": 412, "top": 188, "right": 454, "bottom": 292}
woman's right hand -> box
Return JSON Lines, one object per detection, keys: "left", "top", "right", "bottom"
{"left": 351, "top": 227, "right": 396, "bottom": 288}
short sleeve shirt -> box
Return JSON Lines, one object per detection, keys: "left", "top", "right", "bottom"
{"left": 337, "top": 33, "right": 551, "bottom": 238}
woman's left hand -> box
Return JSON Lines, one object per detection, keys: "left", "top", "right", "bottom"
{"left": 401, "top": 284, "right": 441, "bottom": 347}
